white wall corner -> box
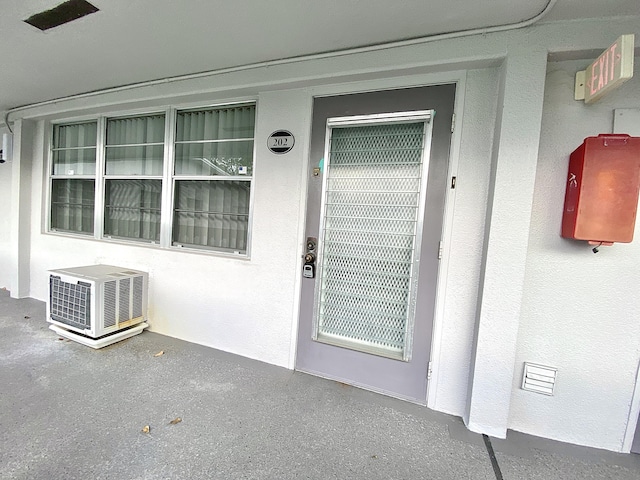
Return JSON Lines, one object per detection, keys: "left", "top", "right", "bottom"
{"left": 0, "top": 125, "right": 12, "bottom": 289}
{"left": 465, "top": 47, "right": 548, "bottom": 434}
{"left": 622, "top": 359, "right": 640, "bottom": 452}
{"left": 9, "top": 119, "right": 35, "bottom": 298}
{"left": 465, "top": 419, "right": 508, "bottom": 439}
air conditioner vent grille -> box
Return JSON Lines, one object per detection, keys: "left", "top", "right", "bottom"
{"left": 119, "top": 279, "right": 131, "bottom": 321}
{"left": 132, "top": 276, "right": 143, "bottom": 318}
{"left": 103, "top": 280, "right": 117, "bottom": 328}
{"left": 49, "top": 275, "right": 91, "bottom": 329}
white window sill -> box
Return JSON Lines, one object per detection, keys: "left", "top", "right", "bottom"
{"left": 44, "top": 230, "right": 251, "bottom": 260}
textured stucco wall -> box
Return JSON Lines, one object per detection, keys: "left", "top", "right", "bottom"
{"left": 27, "top": 90, "right": 311, "bottom": 368}
{"left": 465, "top": 46, "right": 548, "bottom": 437}
{"left": 510, "top": 57, "right": 640, "bottom": 452}
{"left": 0, "top": 126, "right": 11, "bottom": 289}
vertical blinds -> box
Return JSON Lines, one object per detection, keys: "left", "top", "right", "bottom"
{"left": 50, "top": 121, "right": 97, "bottom": 233}
{"left": 104, "top": 179, "right": 162, "bottom": 241}
{"left": 173, "top": 104, "right": 255, "bottom": 253}
{"left": 52, "top": 121, "right": 97, "bottom": 176}
{"left": 106, "top": 114, "right": 165, "bottom": 176}
{"left": 173, "top": 180, "right": 250, "bottom": 251}
{"left": 51, "top": 179, "right": 95, "bottom": 233}
{"left": 50, "top": 104, "right": 256, "bottom": 253}
{"left": 176, "top": 105, "right": 255, "bottom": 141}
{"left": 104, "top": 114, "right": 165, "bottom": 241}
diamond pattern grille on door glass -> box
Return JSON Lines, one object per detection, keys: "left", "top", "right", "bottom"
{"left": 316, "top": 121, "right": 427, "bottom": 359}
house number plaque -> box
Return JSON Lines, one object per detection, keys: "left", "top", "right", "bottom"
{"left": 267, "top": 130, "right": 295, "bottom": 154}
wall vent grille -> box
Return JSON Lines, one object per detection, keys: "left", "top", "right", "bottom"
{"left": 522, "top": 362, "right": 557, "bottom": 396}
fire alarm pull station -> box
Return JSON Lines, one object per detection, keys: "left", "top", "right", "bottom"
{"left": 561, "top": 134, "right": 640, "bottom": 249}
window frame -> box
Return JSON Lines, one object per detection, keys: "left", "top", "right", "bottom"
{"left": 48, "top": 119, "right": 99, "bottom": 236}
{"left": 103, "top": 112, "right": 166, "bottom": 244}
{"left": 45, "top": 100, "right": 258, "bottom": 258}
{"left": 171, "top": 103, "right": 256, "bottom": 254}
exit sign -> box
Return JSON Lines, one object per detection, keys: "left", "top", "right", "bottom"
{"left": 575, "top": 34, "right": 635, "bottom": 104}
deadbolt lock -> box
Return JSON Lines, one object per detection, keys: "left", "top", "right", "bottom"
{"left": 303, "top": 237, "right": 318, "bottom": 279}
{"left": 306, "top": 238, "right": 317, "bottom": 252}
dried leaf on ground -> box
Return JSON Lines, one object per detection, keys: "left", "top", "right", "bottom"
{"left": 153, "top": 350, "right": 164, "bottom": 357}
{"left": 169, "top": 417, "right": 182, "bottom": 425}
{"left": 141, "top": 425, "right": 150, "bottom": 433}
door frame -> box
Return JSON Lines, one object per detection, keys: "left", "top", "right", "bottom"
{"left": 288, "top": 71, "right": 468, "bottom": 408}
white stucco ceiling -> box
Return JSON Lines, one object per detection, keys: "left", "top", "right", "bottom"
{"left": 1, "top": 0, "right": 638, "bottom": 116}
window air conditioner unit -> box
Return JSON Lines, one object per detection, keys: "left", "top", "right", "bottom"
{"left": 47, "top": 265, "right": 149, "bottom": 348}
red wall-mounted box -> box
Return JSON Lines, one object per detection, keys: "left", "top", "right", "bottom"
{"left": 562, "top": 134, "right": 640, "bottom": 244}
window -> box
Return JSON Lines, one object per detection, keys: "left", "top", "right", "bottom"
{"left": 104, "top": 114, "right": 165, "bottom": 242}
{"left": 50, "top": 121, "right": 97, "bottom": 234}
{"left": 48, "top": 103, "right": 256, "bottom": 256}
{"left": 173, "top": 105, "right": 255, "bottom": 253}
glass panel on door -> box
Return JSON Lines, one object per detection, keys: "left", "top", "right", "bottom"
{"left": 314, "top": 119, "right": 430, "bottom": 361}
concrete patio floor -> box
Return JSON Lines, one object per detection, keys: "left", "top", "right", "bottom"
{"left": 1, "top": 289, "right": 639, "bottom": 480}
